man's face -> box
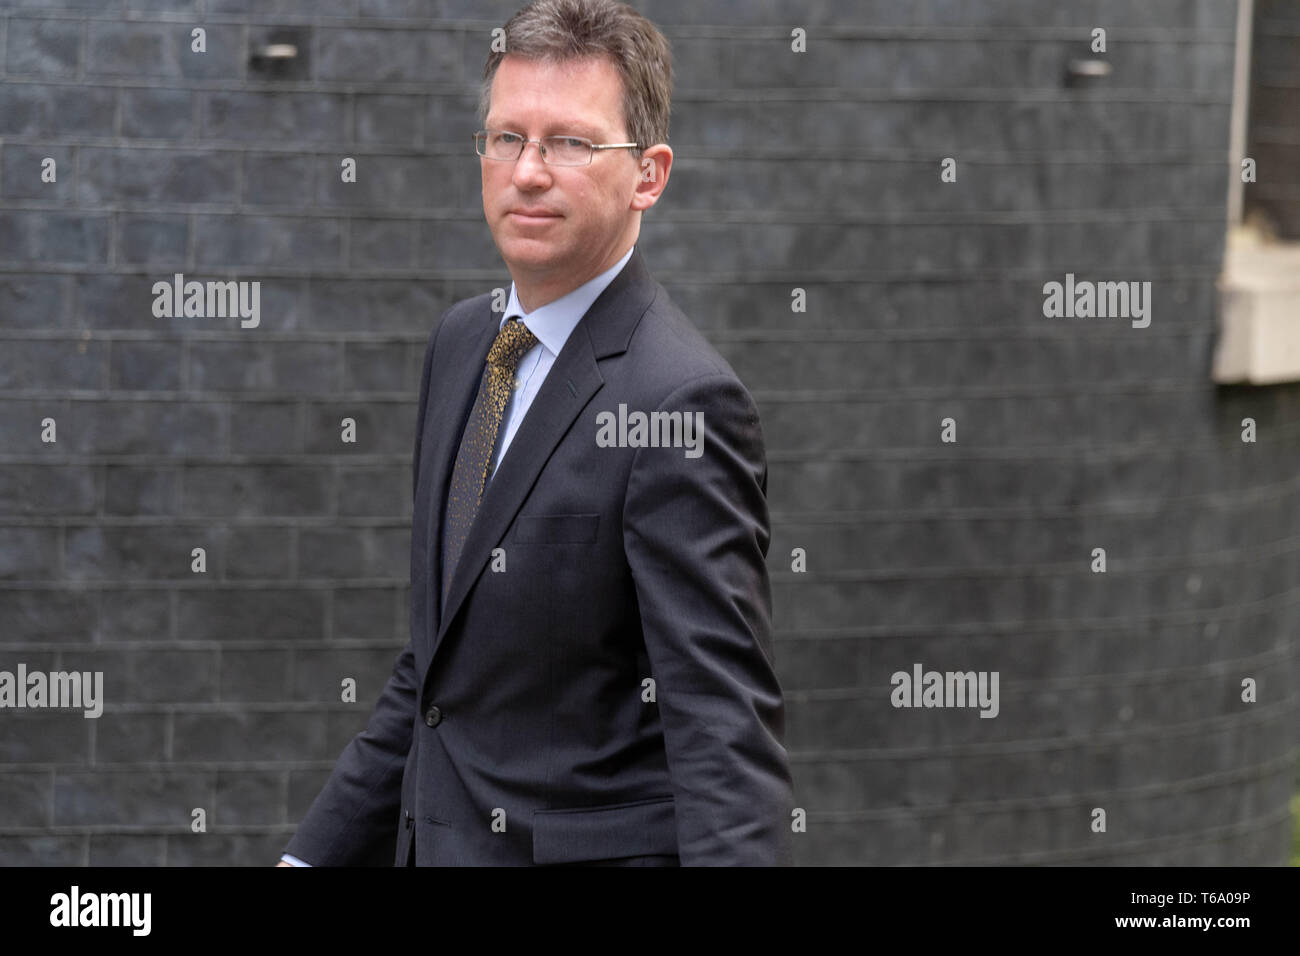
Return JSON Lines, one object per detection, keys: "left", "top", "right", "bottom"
{"left": 481, "top": 55, "right": 643, "bottom": 294}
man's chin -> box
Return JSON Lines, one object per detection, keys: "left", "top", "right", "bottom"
{"left": 497, "top": 236, "right": 568, "bottom": 273}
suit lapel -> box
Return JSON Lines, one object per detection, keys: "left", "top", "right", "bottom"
{"left": 427, "top": 247, "right": 659, "bottom": 667}
{"left": 419, "top": 312, "right": 497, "bottom": 637}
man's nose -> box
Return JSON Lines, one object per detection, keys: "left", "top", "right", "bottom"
{"left": 512, "top": 140, "right": 551, "bottom": 185}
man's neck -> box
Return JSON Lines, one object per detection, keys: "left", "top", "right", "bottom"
{"left": 511, "top": 240, "right": 635, "bottom": 313}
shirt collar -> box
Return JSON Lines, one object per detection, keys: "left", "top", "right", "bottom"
{"left": 498, "top": 245, "right": 636, "bottom": 356}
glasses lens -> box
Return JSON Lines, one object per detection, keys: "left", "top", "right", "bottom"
{"left": 541, "top": 136, "right": 592, "bottom": 166}
{"left": 479, "top": 130, "right": 522, "bottom": 159}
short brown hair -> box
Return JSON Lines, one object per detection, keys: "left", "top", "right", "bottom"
{"left": 479, "top": 0, "right": 673, "bottom": 155}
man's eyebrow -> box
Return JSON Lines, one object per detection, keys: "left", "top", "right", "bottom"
{"left": 487, "top": 119, "right": 603, "bottom": 138}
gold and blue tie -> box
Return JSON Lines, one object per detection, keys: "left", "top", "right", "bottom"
{"left": 441, "top": 317, "right": 538, "bottom": 602}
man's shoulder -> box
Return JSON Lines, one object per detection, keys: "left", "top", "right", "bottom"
{"left": 427, "top": 264, "right": 751, "bottom": 406}
{"left": 436, "top": 289, "right": 496, "bottom": 335}
{"left": 623, "top": 279, "right": 750, "bottom": 406}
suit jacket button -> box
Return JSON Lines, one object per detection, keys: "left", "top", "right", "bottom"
{"left": 424, "top": 704, "right": 442, "bottom": 727}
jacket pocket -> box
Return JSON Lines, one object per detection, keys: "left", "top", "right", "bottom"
{"left": 532, "top": 794, "right": 677, "bottom": 864}
{"left": 513, "top": 512, "right": 600, "bottom": 544}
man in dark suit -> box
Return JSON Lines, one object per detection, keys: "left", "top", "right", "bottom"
{"left": 280, "top": 0, "right": 794, "bottom": 866}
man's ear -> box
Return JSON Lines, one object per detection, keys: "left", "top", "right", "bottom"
{"left": 631, "top": 143, "right": 672, "bottom": 212}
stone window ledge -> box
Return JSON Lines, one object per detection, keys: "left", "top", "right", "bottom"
{"left": 1213, "top": 228, "right": 1300, "bottom": 385}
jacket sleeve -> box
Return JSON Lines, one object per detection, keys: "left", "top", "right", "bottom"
{"left": 282, "top": 317, "right": 443, "bottom": 866}
{"left": 622, "top": 371, "right": 796, "bottom": 865}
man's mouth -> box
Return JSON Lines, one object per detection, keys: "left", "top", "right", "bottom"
{"left": 508, "top": 208, "right": 562, "bottom": 223}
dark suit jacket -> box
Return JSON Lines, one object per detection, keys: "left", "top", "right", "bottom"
{"left": 285, "top": 247, "right": 795, "bottom": 866}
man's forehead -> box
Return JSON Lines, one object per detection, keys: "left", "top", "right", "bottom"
{"left": 488, "top": 55, "right": 623, "bottom": 132}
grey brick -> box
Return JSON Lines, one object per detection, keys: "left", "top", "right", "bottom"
{"left": 0, "top": 526, "right": 59, "bottom": 581}
{"left": 0, "top": 835, "right": 84, "bottom": 865}
{"left": 318, "top": 155, "right": 449, "bottom": 210}
{"left": 206, "top": 0, "right": 352, "bottom": 13}
{"left": 416, "top": 218, "right": 499, "bottom": 270}
{"left": 109, "top": 340, "right": 185, "bottom": 391}
{"left": 424, "top": 90, "right": 479, "bottom": 148}
{"left": 306, "top": 278, "right": 450, "bottom": 334}
{"left": 317, "top": 27, "right": 428, "bottom": 84}
{"left": 193, "top": 215, "right": 342, "bottom": 268}
{"left": 120, "top": 87, "right": 196, "bottom": 139}
{"left": 188, "top": 340, "right": 276, "bottom": 392}
{"left": 292, "top": 646, "right": 406, "bottom": 703}
{"left": 128, "top": 0, "right": 200, "bottom": 10}
{"left": 343, "top": 340, "right": 416, "bottom": 393}
{"left": 54, "top": 769, "right": 211, "bottom": 826}
{"left": 215, "top": 769, "right": 284, "bottom": 825}
{"left": 0, "top": 85, "right": 115, "bottom": 137}
{"left": 350, "top": 219, "right": 415, "bottom": 268}
{"left": 176, "top": 588, "right": 325, "bottom": 642}
{"left": 0, "top": 591, "right": 96, "bottom": 644}
{"left": 668, "top": 36, "right": 731, "bottom": 90}
{"left": 6, "top": 18, "right": 80, "bottom": 77}
{"left": 104, "top": 466, "right": 178, "bottom": 516}
{"left": 83, "top": 646, "right": 218, "bottom": 706}
{"left": 180, "top": 465, "right": 331, "bottom": 517}
{"left": 1, "top": 144, "right": 75, "bottom": 201}
{"left": 0, "top": 210, "right": 109, "bottom": 264}
{"left": 218, "top": 649, "right": 290, "bottom": 702}
{"left": 78, "top": 274, "right": 192, "bottom": 333}
{"left": 88, "top": 834, "right": 166, "bottom": 866}
{"left": 178, "top": 24, "right": 242, "bottom": 80}
{"left": 298, "top": 526, "right": 408, "bottom": 580}
{"left": 0, "top": 397, "right": 63, "bottom": 454}
{"left": 222, "top": 525, "right": 293, "bottom": 581}
{"left": 274, "top": 341, "right": 345, "bottom": 393}
{"left": 87, "top": 21, "right": 180, "bottom": 78}
{"left": 0, "top": 339, "right": 106, "bottom": 390}
{"left": 731, "top": 37, "right": 836, "bottom": 89}
{"left": 95, "top": 712, "right": 169, "bottom": 763}
{"left": 164, "top": 831, "right": 290, "bottom": 866}
{"left": 0, "top": 465, "right": 94, "bottom": 518}
{"left": 303, "top": 401, "right": 416, "bottom": 454}
{"left": 242, "top": 153, "right": 315, "bottom": 206}
{"left": 0, "top": 771, "right": 51, "bottom": 826}
{"left": 337, "top": 465, "right": 408, "bottom": 518}
{"left": 229, "top": 403, "right": 301, "bottom": 455}
{"left": 356, "top": 94, "right": 423, "bottom": 146}
{"left": 172, "top": 710, "right": 329, "bottom": 761}
{"left": 98, "top": 590, "right": 172, "bottom": 643}
{"left": 55, "top": 400, "right": 225, "bottom": 455}
{"left": 118, "top": 214, "right": 190, "bottom": 266}
{"left": 0, "top": 273, "right": 68, "bottom": 329}
{"left": 202, "top": 91, "right": 347, "bottom": 144}
{"left": 65, "top": 524, "right": 205, "bottom": 581}
{"left": 79, "top": 147, "right": 237, "bottom": 205}
{"left": 0, "top": 712, "right": 89, "bottom": 764}
{"left": 188, "top": 340, "right": 339, "bottom": 393}
{"left": 332, "top": 586, "right": 403, "bottom": 643}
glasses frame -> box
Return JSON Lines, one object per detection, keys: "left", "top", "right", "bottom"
{"left": 474, "top": 128, "right": 641, "bottom": 167}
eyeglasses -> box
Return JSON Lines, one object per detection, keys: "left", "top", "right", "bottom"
{"left": 474, "top": 128, "right": 640, "bottom": 167}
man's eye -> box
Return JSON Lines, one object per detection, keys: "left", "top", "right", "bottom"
{"left": 563, "top": 138, "right": 586, "bottom": 148}
{"left": 498, "top": 132, "right": 522, "bottom": 143}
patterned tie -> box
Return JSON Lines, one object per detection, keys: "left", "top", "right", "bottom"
{"left": 441, "top": 316, "right": 539, "bottom": 602}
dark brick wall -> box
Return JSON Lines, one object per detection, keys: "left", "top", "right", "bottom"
{"left": 1, "top": 0, "right": 1295, "bottom": 865}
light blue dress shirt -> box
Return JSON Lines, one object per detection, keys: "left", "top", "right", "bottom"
{"left": 280, "top": 244, "right": 635, "bottom": 867}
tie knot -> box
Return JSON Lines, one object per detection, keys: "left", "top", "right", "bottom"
{"left": 487, "top": 317, "right": 539, "bottom": 372}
